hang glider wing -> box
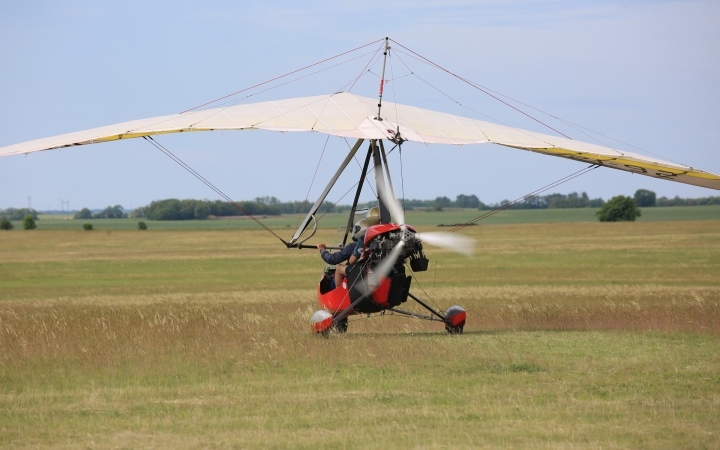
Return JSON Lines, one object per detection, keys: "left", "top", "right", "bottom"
{"left": 1, "top": 92, "right": 718, "bottom": 190}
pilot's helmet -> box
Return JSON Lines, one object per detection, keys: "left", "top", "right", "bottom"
{"left": 352, "top": 219, "right": 368, "bottom": 241}
{"left": 366, "top": 206, "right": 380, "bottom": 226}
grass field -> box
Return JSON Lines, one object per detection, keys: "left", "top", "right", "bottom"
{"left": 1, "top": 219, "right": 719, "bottom": 448}
{"left": 20, "top": 204, "right": 720, "bottom": 231}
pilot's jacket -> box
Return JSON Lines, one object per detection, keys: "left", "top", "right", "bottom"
{"left": 320, "top": 242, "right": 355, "bottom": 265}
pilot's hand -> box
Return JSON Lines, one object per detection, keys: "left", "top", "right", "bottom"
{"left": 317, "top": 244, "right": 326, "bottom": 251}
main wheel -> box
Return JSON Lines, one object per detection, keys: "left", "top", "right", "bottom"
{"left": 334, "top": 318, "right": 348, "bottom": 334}
{"left": 445, "top": 306, "right": 466, "bottom": 335}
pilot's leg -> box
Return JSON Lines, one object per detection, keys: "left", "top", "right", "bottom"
{"left": 335, "top": 264, "right": 347, "bottom": 288}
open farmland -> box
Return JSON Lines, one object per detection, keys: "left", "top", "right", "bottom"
{"left": 24, "top": 204, "right": 720, "bottom": 230}
{"left": 1, "top": 219, "right": 719, "bottom": 448}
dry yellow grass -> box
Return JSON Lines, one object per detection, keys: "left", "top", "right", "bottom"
{"left": 1, "top": 221, "right": 719, "bottom": 448}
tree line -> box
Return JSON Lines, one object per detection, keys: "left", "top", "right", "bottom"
{"left": 74, "top": 205, "right": 128, "bottom": 220}
{"left": 0, "top": 208, "right": 39, "bottom": 221}
{"left": 5, "top": 190, "right": 712, "bottom": 223}
{"left": 129, "top": 198, "right": 345, "bottom": 221}
{"left": 485, "top": 192, "right": 605, "bottom": 211}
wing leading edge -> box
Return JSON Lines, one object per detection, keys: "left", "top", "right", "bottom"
{"left": 1, "top": 92, "right": 718, "bottom": 190}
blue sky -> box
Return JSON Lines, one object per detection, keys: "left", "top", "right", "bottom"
{"left": 1, "top": 0, "right": 718, "bottom": 211}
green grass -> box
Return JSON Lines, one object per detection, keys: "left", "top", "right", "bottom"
{"left": 1, "top": 220, "right": 719, "bottom": 448}
{"left": 2, "top": 329, "right": 717, "bottom": 448}
{"left": 16, "top": 205, "right": 720, "bottom": 230}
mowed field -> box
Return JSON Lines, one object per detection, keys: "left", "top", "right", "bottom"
{"left": 1, "top": 218, "right": 719, "bottom": 448}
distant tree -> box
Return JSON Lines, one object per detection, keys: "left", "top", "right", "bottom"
{"left": 654, "top": 195, "right": 720, "bottom": 207}
{"left": 137, "top": 221, "right": 147, "bottom": 230}
{"left": 548, "top": 192, "right": 590, "bottom": 208}
{"left": 178, "top": 200, "right": 198, "bottom": 219}
{"left": 194, "top": 203, "right": 211, "bottom": 220}
{"left": 255, "top": 196, "right": 281, "bottom": 205}
{"left": 74, "top": 208, "right": 93, "bottom": 219}
{"left": 94, "top": 205, "right": 126, "bottom": 219}
{"left": 23, "top": 215, "right": 37, "bottom": 230}
{"left": 130, "top": 206, "right": 147, "bottom": 218}
{"left": 454, "top": 194, "right": 480, "bottom": 208}
{"left": 83, "top": 223, "right": 93, "bottom": 231}
{"left": 146, "top": 199, "right": 182, "bottom": 220}
{"left": 596, "top": 196, "right": 641, "bottom": 222}
{"left": 0, "top": 208, "right": 38, "bottom": 221}
{"left": 0, "top": 219, "right": 13, "bottom": 230}
{"left": 435, "top": 196, "right": 452, "bottom": 207}
{"left": 634, "top": 189, "right": 656, "bottom": 207}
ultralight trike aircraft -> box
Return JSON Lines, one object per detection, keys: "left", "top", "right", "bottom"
{"left": 2, "top": 38, "right": 719, "bottom": 337}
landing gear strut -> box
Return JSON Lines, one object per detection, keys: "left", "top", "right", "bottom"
{"left": 334, "top": 318, "right": 348, "bottom": 334}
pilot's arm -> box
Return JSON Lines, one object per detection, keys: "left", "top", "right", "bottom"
{"left": 317, "top": 243, "right": 354, "bottom": 265}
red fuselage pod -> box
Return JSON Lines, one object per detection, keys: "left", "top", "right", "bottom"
{"left": 317, "top": 223, "right": 415, "bottom": 315}
{"left": 317, "top": 269, "right": 396, "bottom": 314}
{"left": 317, "top": 275, "right": 352, "bottom": 313}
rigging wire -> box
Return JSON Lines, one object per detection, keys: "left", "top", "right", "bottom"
{"left": 390, "top": 40, "right": 688, "bottom": 166}
{"left": 187, "top": 49, "right": 379, "bottom": 128}
{"left": 294, "top": 135, "right": 331, "bottom": 231}
{"left": 179, "top": 38, "right": 384, "bottom": 114}
{"left": 388, "top": 48, "right": 402, "bottom": 134}
{"left": 142, "top": 136, "right": 286, "bottom": 243}
{"left": 399, "top": 144, "right": 406, "bottom": 214}
{"left": 208, "top": 50, "right": 377, "bottom": 110}
{"left": 343, "top": 138, "right": 377, "bottom": 197}
{"left": 391, "top": 50, "right": 556, "bottom": 149}
{"left": 393, "top": 46, "right": 623, "bottom": 152}
{"left": 245, "top": 48, "right": 384, "bottom": 134}
{"left": 347, "top": 42, "right": 386, "bottom": 92}
{"left": 405, "top": 262, "right": 443, "bottom": 313}
{"left": 316, "top": 181, "right": 361, "bottom": 222}
{"left": 444, "top": 165, "right": 600, "bottom": 234}
{"left": 391, "top": 51, "right": 558, "bottom": 151}
{"left": 124, "top": 49, "right": 382, "bottom": 137}
{"left": 389, "top": 40, "right": 572, "bottom": 139}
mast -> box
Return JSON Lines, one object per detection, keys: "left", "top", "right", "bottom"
{"left": 376, "top": 37, "right": 390, "bottom": 121}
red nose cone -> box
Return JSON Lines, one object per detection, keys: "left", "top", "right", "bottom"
{"left": 310, "top": 310, "right": 334, "bottom": 333}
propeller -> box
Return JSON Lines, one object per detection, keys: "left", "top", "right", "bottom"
{"left": 414, "top": 231, "right": 474, "bottom": 256}
{"left": 364, "top": 180, "right": 474, "bottom": 288}
{"left": 379, "top": 185, "right": 474, "bottom": 256}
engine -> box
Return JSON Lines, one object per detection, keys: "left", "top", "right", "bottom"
{"left": 364, "top": 227, "right": 429, "bottom": 272}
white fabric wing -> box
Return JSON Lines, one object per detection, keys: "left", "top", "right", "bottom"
{"left": 1, "top": 92, "right": 718, "bottom": 190}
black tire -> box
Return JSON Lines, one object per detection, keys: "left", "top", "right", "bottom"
{"left": 334, "top": 318, "right": 348, "bottom": 334}
{"left": 446, "top": 325, "right": 464, "bottom": 335}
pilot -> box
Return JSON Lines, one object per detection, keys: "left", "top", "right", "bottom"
{"left": 317, "top": 219, "right": 367, "bottom": 289}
